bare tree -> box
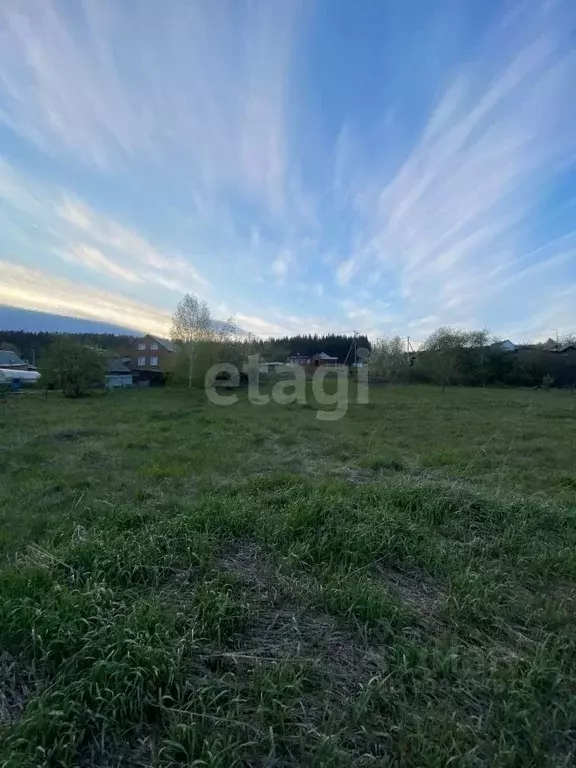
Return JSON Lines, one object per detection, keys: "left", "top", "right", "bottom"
{"left": 559, "top": 333, "right": 576, "bottom": 348}
{"left": 171, "top": 294, "right": 212, "bottom": 388}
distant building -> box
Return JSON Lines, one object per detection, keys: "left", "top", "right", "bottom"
{"left": 551, "top": 344, "right": 576, "bottom": 355}
{"left": 489, "top": 340, "right": 517, "bottom": 353}
{"left": 288, "top": 353, "right": 311, "bottom": 365}
{"left": 105, "top": 359, "right": 134, "bottom": 389}
{"left": 0, "top": 350, "right": 33, "bottom": 370}
{"left": 0, "top": 350, "right": 40, "bottom": 385}
{"left": 311, "top": 352, "right": 339, "bottom": 366}
{"left": 129, "top": 335, "right": 176, "bottom": 383}
{"left": 259, "top": 361, "right": 286, "bottom": 373}
{"left": 288, "top": 352, "right": 339, "bottom": 366}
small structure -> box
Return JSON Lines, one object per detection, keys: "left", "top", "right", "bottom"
{"left": 0, "top": 350, "right": 41, "bottom": 386}
{"left": 311, "top": 352, "right": 339, "bottom": 367}
{"left": 105, "top": 359, "right": 133, "bottom": 389}
{"left": 0, "top": 350, "right": 32, "bottom": 370}
{"left": 258, "top": 361, "right": 285, "bottom": 373}
{"left": 489, "top": 340, "right": 517, "bottom": 353}
{"left": 288, "top": 352, "right": 339, "bottom": 367}
{"left": 288, "top": 353, "right": 311, "bottom": 365}
{"left": 551, "top": 344, "right": 576, "bottom": 354}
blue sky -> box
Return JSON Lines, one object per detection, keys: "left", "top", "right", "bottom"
{"left": 0, "top": 0, "right": 575, "bottom": 341}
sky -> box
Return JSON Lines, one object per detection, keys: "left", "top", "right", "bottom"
{"left": 0, "top": 0, "right": 575, "bottom": 342}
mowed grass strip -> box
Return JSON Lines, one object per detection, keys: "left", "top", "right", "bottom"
{"left": 0, "top": 385, "right": 575, "bottom": 766}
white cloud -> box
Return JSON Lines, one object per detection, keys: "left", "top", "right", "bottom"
{"left": 335, "top": 257, "right": 359, "bottom": 286}
{"left": 345, "top": 1, "right": 576, "bottom": 334}
{"left": 0, "top": 261, "right": 170, "bottom": 335}
{"left": 1, "top": 1, "right": 575, "bottom": 343}
{"left": 234, "top": 314, "right": 291, "bottom": 338}
{"left": 0, "top": 0, "right": 303, "bottom": 211}
{"left": 57, "top": 244, "right": 144, "bottom": 284}
{"left": 0, "top": 156, "right": 210, "bottom": 296}
{"left": 56, "top": 195, "right": 209, "bottom": 289}
{"left": 270, "top": 249, "right": 293, "bottom": 279}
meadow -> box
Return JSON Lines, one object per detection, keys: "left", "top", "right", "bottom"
{"left": 0, "top": 383, "right": 575, "bottom": 766}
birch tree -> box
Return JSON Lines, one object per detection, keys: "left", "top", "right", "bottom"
{"left": 171, "top": 294, "right": 212, "bottom": 388}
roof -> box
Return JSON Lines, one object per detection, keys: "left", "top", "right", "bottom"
{"left": 0, "top": 350, "right": 27, "bottom": 367}
{"left": 150, "top": 337, "right": 177, "bottom": 353}
{"left": 489, "top": 340, "right": 517, "bottom": 352}
{"left": 316, "top": 352, "right": 339, "bottom": 359}
{"left": 551, "top": 344, "right": 576, "bottom": 354}
{"left": 106, "top": 359, "right": 133, "bottom": 375}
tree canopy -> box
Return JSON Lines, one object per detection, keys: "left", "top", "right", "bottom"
{"left": 41, "top": 337, "right": 106, "bottom": 398}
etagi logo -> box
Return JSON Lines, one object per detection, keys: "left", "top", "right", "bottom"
{"left": 204, "top": 350, "right": 370, "bottom": 421}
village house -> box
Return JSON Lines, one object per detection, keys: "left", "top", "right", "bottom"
{"left": 105, "top": 359, "right": 134, "bottom": 389}
{"left": 0, "top": 350, "right": 40, "bottom": 385}
{"left": 288, "top": 352, "right": 339, "bottom": 367}
{"left": 128, "top": 335, "right": 176, "bottom": 384}
{"left": 0, "top": 350, "right": 34, "bottom": 370}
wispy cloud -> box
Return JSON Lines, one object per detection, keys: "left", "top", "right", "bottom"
{"left": 335, "top": 257, "right": 359, "bottom": 287}
{"left": 56, "top": 196, "right": 209, "bottom": 289}
{"left": 57, "top": 244, "right": 144, "bottom": 285}
{"left": 337, "top": 0, "right": 576, "bottom": 340}
{"left": 1, "top": 0, "right": 576, "bottom": 342}
{"left": 270, "top": 249, "right": 293, "bottom": 280}
{"left": 0, "top": 157, "right": 209, "bottom": 295}
{"left": 0, "top": 0, "right": 303, "bottom": 211}
{"left": 0, "top": 261, "right": 171, "bottom": 336}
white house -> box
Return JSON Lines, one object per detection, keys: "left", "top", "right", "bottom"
{"left": 490, "top": 340, "right": 517, "bottom": 353}
{"left": 0, "top": 350, "right": 41, "bottom": 385}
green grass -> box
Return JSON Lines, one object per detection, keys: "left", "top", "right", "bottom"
{"left": 0, "top": 384, "right": 575, "bottom": 766}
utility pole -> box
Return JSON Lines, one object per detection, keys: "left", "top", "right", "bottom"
{"left": 344, "top": 331, "right": 359, "bottom": 366}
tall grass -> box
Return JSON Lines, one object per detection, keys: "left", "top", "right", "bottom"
{"left": 0, "top": 386, "right": 575, "bottom": 765}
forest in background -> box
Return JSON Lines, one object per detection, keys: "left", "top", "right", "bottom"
{"left": 2, "top": 328, "right": 576, "bottom": 389}
{"left": 0, "top": 330, "right": 370, "bottom": 366}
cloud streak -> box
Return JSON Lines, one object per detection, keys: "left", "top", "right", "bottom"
{"left": 1, "top": 0, "right": 576, "bottom": 343}
{"left": 56, "top": 196, "right": 210, "bottom": 289}
{"left": 57, "top": 244, "right": 145, "bottom": 285}
{"left": 0, "top": 261, "right": 171, "bottom": 336}
{"left": 339, "top": 0, "right": 576, "bottom": 339}
{"left": 0, "top": 0, "right": 303, "bottom": 211}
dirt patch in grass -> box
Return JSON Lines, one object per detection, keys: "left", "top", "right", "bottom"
{"left": 52, "top": 427, "right": 104, "bottom": 441}
{"left": 549, "top": 579, "right": 576, "bottom": 608}
{"left": 331, "top": 465, "right": 377, "bottom": 485}
{"left": 218, "top": 542, "right": 386, "bottom": 686}
{"left": 219, "top": 541, "right": 272, "bottom": 588}
{"left": 375, "top": 564, "right": 446, "bottom": 629}
{"left": 0, "top": 652, "right": 43, "bottom": 726}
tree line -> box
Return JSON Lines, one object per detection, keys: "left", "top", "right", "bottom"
{"left": 169, "top": 296, "right": 372, "bottom": 386}
{"left": 0, "top": 331, "right": 133, "bottom": 365}
{"left": 256, "top": 333, "right": 372, "bottom": 362}
{"left": 3, "top": 299, "right": 575, "bottom": 395}
{"left": 0, "top": 328, "right": 369, "bottom": 368}
{"left": 371, "top": 329, "right": 576, "bottom": 389}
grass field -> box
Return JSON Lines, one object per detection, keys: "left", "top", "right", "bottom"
{"left": 1, "top": 383, "right": 575, "bottom": 766}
